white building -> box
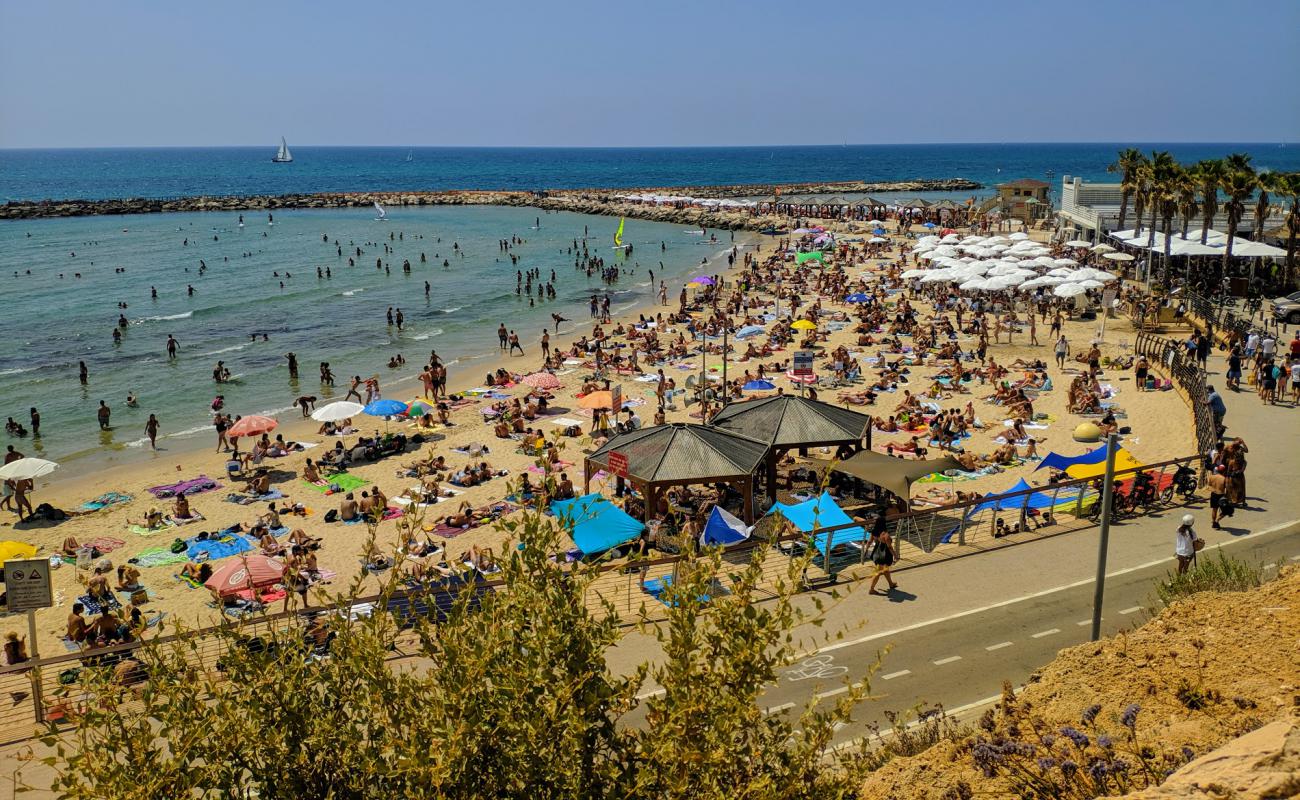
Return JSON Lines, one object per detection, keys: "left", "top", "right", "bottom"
{"left": 1055, "top": 176, "right": 1282, "bottom": 243}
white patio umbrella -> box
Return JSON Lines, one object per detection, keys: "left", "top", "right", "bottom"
{"left": 1033, "top": 256, "right": 1058, "bottom": 266}
{"left": 900, "top": 269, "right": 928, "bottom": 278}
{"left": 1078, "top": 279, "right": 1104, "bottom": 289}
{"left": 920, "top": 271, "right": 957, "bottom": 283}
{"left": 311, "top": 400, "right": 366, "bottom": 423}
{"left": 1092, "top": 244, "right": 1117, "bottom": 254}
{"left": 959, "top": 278, "right": 990, "bottom": 291}
{"left": 1008, "top": 232, "right": 1030, "bottom": 240}
{"left": 1091, "top": 270, "right": 1118, "bottom": 282}
{"left": 1046, "top": 267, "right": 1075, "bottom": 277}
{"left": 1064, "top": 240, "right": 1093, "bottom": 248}
{"left": 1053, "top": 283, "right": 1088, "bottom": 298}
{"left": 0, "top": 458, "right": 58, "bottom": 481}
{"left": 1103, "top": 252, "right": 1135, "bottom": 262}
{"left": 1053, "top": 258, "right": 1078, "bottom": 266}
{"left": 869, "top": 237, "right": 887, "bottom": 243}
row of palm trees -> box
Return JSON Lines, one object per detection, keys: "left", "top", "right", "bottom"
{"left": 1107, "top": 149, "right": 1300, "bottom": 288}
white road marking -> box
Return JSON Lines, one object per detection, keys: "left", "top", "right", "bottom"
{"left": 802, "top": 519, "right": 1299, "bottom": 660}
{"left": 813, "top": 685, "right": 850, "bottom": 701}
{"left": 985, "top": 641, "right": 1013, "bottom": 651}
{"left": 881, "top": 670, "right": 912, "bottom": 680}
{"left": 763, "top": 702, "right": 796, "bottom": 716}
{"left": 932, "top": 655, "right": 963, "bottom": 666}
{"left": 1031, "top": 628, "right": 1061, "bottom": 638}
{"left": 1076, "top": 619, "right": 1094, "bottom": 626}
{"left": 635, "top": 688, "right": 666, "bottom": 700}
{"left": 1263, "top": 563, "right": 1278, "bottom": 570}
{"left": 828, "top": 691, "right": 1009, "bottom": 753}
{"left": 1119, "top": 606, "right": 1142, "bottom": 615}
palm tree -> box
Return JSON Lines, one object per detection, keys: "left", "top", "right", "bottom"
{"left": 1132, "top": 160, "right": 1150, "bottom": 238}
{"left": 1280, "top": 172, "right": 1300, "bottom": 288}
{"left": 1108, "top": 148, "right": 1146, "bottom": 232}
{"left": 1220, "top": 168, "right": 1256, "bottom": 273}
{"left": 1193, "top": 159, "right": 1225, "bottom": 244}
{"left": 1145, "top": 151, "right": 1176, "bottom": 250}
{"left": 1160, "top": 165, "right": 1187, "bottom": 285}
{"left": 1174, "top": 167, "right": 1197, "bottom": 240}
{"left": 1252, "top": 170, "right": 1277, "bottom": 241}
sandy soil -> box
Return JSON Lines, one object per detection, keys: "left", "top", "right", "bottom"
{"left": 0, "top": 219, "right": 1194, "bottom": 657}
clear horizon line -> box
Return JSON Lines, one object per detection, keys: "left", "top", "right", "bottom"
{"left": 0, "top": 140, "right": 1288, "bottom": 152}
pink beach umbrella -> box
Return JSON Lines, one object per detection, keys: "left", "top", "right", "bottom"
{"left": 522, "top": 372, "right": 562, "bottom": 390}
{"left": 785, "top": 370, "right": 817, "bottom": 385}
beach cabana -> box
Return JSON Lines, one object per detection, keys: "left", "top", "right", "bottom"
{"left": 550, "top": 493, "right": 645, "bottom": 555}
{"left": 767, "top": 491, "right": 865, "bottom": 559}
{"left": 830, "top": 450, "right": 963, "bottom": 506}
{"left": 585, "top": 423, "right": 768, "bottom": 523}
{"left": 709, "top": 395, "right": 871, "bottom": 501}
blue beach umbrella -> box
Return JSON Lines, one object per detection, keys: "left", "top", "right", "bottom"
{"left": 844, "top": 293, "right": 870, "bottom": 303}
{"left": 363, "top": 399, "right": 409, "bottom": 417}
{"left": 736, "top": 325, "right": 766, "bottom": 339}
{"left": 743, "top": 379, "right": 777, "bottom": 391}
{"left": 923, "top": 222, "right": 937, "bottom": 229}
{"left": 872, "top": 228, "right": 887, "bottom": 236}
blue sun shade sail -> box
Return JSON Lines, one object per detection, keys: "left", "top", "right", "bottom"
{"left": 767, "top": 491, "right": 864, "bottom": 556}
{"left": 550, "top": 493, "right": 645, "bottom": 555}
{"left": 966, "top": 478, "right": 1085, "bottom": 516}
{"left": 1034, "top": 442, "right": 1112, "bottom": 473}
{"left": 743, "top": 379, "right": 776, "bottom": 391}
{"left": 701, "top": 505, "right": 751, "bottom": 547}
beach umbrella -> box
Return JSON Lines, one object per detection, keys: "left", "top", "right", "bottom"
{"left": 1091, "top": 270, "right": 1118, "bottom": 282}
{"left": 522, "top": 372, "right": 562, "bottom": 390}
{"left": 923, "top": 222, "right": 937, "bottom": 229}
{"left": 406, "top": 398, "right": 437, "bottom": 417}
{"left": 736, "top": 324, "right": 766, "bottom": 339}
{"left": 1008, "top": 232, "right": 1030, "bottom": 240}
{"left": 0, "top": 541, "right": 37, "bottom": 563}
{"left": 785, "top": 370, "right": 817, "bottom": 384}
{"left": 1065, "top": 240, "right": 1093, "bottom": 248}
{"left": 1053, "top": 283, "right": 1088, "bottom": 298}
{"left": 0, "top": 458, "right": 58, "bottom": 481}
{"left": 844, "top": 293, "right": 871, "bottom": 303}
{"left": 690, "top": 275, "right": 716, "bottom": 286}
{"left": 1092, "top": 243, "right": 1117, "bottom": 254}
{"left": 900, "top": 269, "right": 928, "bottom": 278}
{"left": 311, "top": 401, "right": 364, "bottom": 423}
{"left": 1103, "top": 252, "right": 1135, "bottom": 262}
{"left": 1078, "top": 279, "right": 1104, "bottom": 289}
{"left": 743, "top": 379, "right": 776, "bottom": 391}
{"left": 873, "top": 228, "right": 887, "bottom": 235}
{"left": 791, "top": 319, "right": 817, "bottom": 331}
{"left": 577, "top": 391, "right": 619, "bottom": 410}
{"left": 868, "top": 236, "right": 887, "bottom": 243}
{"left": 959, "top": 277, "right": 989, "bottom": 291}
{"left": 227, "top": 415, "right": 278, "bottom": 438}
{"left": 364, "top": 399, "right": 409, "bottom": 418}
{"left": 1053, "top": 258, "right": 1078, "bottom": 266}
{"left": 204, "top": 554, "right": 286, "bottom": 599}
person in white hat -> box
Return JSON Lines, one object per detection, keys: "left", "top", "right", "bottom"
{"left": 1174, "top": 514, "right": 1199, "bottom": 574}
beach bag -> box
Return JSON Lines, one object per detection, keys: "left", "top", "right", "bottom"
{"left": 169, "top": 538, "right": 186, "bottom": 554}
{"left": 870, "top": 538, "right": 893, "bottom": 566}
{"left": 130, "top": 588, "right": 148, "bottom": 605}
{"left": 324, "top": 509, "right": 339, "bottom": 523}
{"left": 1193, "top": 537, "right": 1205, "bottom": 552}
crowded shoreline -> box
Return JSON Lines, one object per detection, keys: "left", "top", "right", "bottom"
{"left": 0, "top": 205, "right": 1205, "bottom": 658}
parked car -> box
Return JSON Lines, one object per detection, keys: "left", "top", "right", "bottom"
{"left": 1272, "top": 291, "right": 1300, "bottom": 324}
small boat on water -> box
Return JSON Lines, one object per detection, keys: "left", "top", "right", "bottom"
{"left": 374, "top": 201, "right": 387, "bottom": 221}
{"left": 272, "top": 137, "right": 293, "bottom": 163}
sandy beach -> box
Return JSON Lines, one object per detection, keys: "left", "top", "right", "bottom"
{"left": 1, "top": 217, "right": 1195, "bottom": 657}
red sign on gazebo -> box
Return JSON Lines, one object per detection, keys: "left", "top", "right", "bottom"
{"left": 608, "top": 451, "right": 629, "bottom": 478}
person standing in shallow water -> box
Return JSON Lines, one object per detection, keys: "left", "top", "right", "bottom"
{"left": 79, "top": 361, "right": 89, "bottom": 385}
{"left": 145, "top": 414, "right": 160, "bottom": 449}
{"left": 97, "top": 400, "right": 111, "bottom": 430}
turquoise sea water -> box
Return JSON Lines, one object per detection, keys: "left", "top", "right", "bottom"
{"left": 0, "top": 206, "right": 742, "bottom": 467}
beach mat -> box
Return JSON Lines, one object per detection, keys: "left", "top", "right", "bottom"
{"left": 133, "top": 547, "right": 190, "bottom": 568}
{"left": 186, "top": 534, "right": 254, "bottom": 562}
{"left": 148, "top": 476, "right": 221, "bottom": 498}
{"left": 301, "top": 473, "right": 369, "bottom": 494}
{"left": 225, "top": 489, "right": 286, "bottom": 505}
{"left": 81, "top": 492, "right": 132, "bottom": 511}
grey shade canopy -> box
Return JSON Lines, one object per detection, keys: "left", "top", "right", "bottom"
{"left": 831, "top": 450, "right": 964, "bottom": 499}
{"left": 929, "top": 199, "right": 963, "bottom": 211}
{"left": 709, "top": 395, "right": 870, "bottom": 449}
{"left": 588, "top": 423, "right": 768, "bottom": 485}
{"left": 896, "top": 198, "right": 933, "bottom": 209}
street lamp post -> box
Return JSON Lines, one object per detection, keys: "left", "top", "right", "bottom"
{"left": 1074, "top": 424, "right": 1119, "bottom": 642}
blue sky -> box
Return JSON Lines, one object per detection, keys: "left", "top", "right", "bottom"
{"left": 1, "top": 0, "right": 1296, "bottom": 148}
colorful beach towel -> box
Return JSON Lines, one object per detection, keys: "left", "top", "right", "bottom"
{"left": 148, "top": 476, "right": 221, "bottom": 499}
{"left": 78, "top": 594, "right": 121, "bottom": 615}
{"left": 301, "top": 473, "right": 369, "bottom": 493}
{"left": 133, "top": 547, "right": 190, "bottom": 568}
{"left": 225, "top": 489, "right": 286, "bottom": 505}
{"left": 186, "top": 533, "right": 254, "bottom": 562}
{"left": 81, "top": 492, "right": 132, "bottom": 511}
{"left": 83, "top": 537, "right": 126, "bottom": 553}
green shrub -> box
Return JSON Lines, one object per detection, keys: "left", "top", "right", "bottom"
{"left": 1154, "top": 552, "right": 1266, "bottom": 606}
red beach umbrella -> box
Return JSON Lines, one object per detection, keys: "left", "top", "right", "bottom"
{"left": 227, "top": 415, "right": 278, "bottom": 438}
{"left": 522, "top": 372, "right": 562, "bottom": 390}
{"left": 204, "top": 554, "right": 286, "bottom": 598}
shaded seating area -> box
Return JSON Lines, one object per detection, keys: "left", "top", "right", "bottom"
{"left": 830, "top": 449, "right": 964, "bottom": 510}
{"left": 708, "top": 395, "right": 871, "bottom": 502}
{"left": 584, "top": 423, "right": 769, "bottom": 524}
{"left": 767, "top": 491, "right": 865, "bottom": 568}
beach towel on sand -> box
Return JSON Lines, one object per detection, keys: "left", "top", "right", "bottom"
{"left": 133, "top": 547, "right": 190, "bottom": 568}
{"left": 81, "top": 492, "right": 132, "bottom": 511}
{"left": 186, "top": 533, "right": 254, "bottom": 562}
{"left": 225, "top": 489, "right": 285, "bottom": 505}
{"left": 148, "top": 476, "right": 220, "bottom": 498}
{"left": 302, "top": 473, "right": 369, "bottom": 493}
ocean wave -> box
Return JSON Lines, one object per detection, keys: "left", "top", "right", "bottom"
{"left": 252, "top": 404, "right": 296, "bottom": 418}
{"left": 0, "top": 366, "right": 38, "bottom": 376}
{"left": 199, "top": 343, "right": 252, "bottom": 356}
{"left": 133, "top": 311, "right": 193, "bottom": 324}
{"left": 167, "top": 424, "right": 213, "bottom": 438}
{"left": 341, "top": 288, "right": 365, "bottom": 297}
{"left": 411, "top": 328, "right": 444, "bottom": 341}
{"left": 441, "top": 306, "right": 463, "bottom": 314}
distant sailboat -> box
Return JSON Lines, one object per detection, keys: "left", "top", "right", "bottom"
{"left": 612, "top": 217, "right": 628, "bottom": 249}
{"left": 404, "top": 150, "right": 414, "bottom": 162}
{"left": 272, "top": 137, "right": 293, "bottom": 163}
{"left": 374, "top": 200, "right": 387, "bottom": 221}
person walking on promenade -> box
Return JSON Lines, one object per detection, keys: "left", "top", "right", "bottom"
{"left": 867, "top": 514, "right": 899, "bottom": 595}
{"left": 1174, "top": 514, "right": 1200, "bottom": 575}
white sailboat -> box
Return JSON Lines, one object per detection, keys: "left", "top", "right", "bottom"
{"left": 404, "top": 150, "right": 414, "bottom": 162}
{"left": 373, "top": 200, "right": 387, "bottom": 221}
{"left": 272, "top": 137, "right": 293, "bottom": 163}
